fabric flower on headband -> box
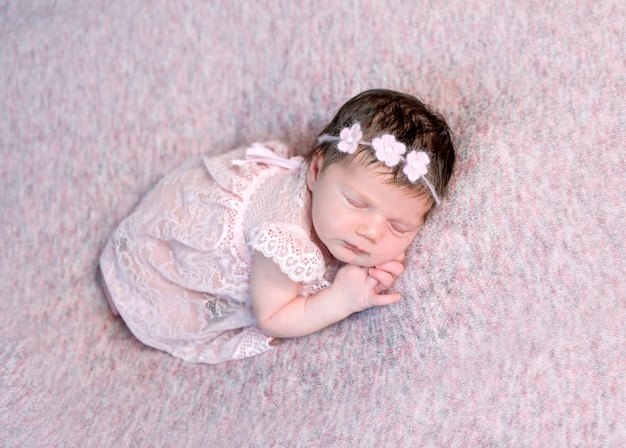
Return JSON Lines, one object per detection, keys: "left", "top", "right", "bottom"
{"left": 372, "top": 134, "right": 406, "bottom": 167}
{"left": 338, "top": 123, "right": 362, "bottom": 154}
{"left": 403, "top": 150, "right": 430, "bottom": 182}
{"left": 318, "top": 121, "right": 440, "bottom": 205}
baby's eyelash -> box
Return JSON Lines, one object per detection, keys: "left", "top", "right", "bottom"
{"left": 390, "top": 222, "right": 412, "bottom": 234}
{"left": 346, "top": 196, "right": 366, "bottom": 208}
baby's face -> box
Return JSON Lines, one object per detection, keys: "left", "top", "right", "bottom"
{"left": 306, "top": 155, "right": 431, "bottom": 268}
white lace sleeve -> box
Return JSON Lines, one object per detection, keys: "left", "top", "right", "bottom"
{"left": 249, "top": 223, "right": 326, "bottom": 283}
{"left": 241, "top": 149, "right": 329, "bottom": 286}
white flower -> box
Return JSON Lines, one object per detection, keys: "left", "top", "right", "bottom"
{"left": 337, "top": 123, "right": 363, "bottom": 154}
{"left": 372, "top": 134, "right": 406, "bottom": 167}
{"left": 402, "top": 150, "right": 430, "bottom": 182}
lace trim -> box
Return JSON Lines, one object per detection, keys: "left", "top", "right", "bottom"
{"left": 250, "top": 224, "right": 326, "bottom": 283}
{"left": 232, "top": 328, "right": 274, "bottom": 360}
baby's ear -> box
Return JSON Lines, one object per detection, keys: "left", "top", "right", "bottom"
{"left": 305, "top": 153, "right": 325, "bottom": 190}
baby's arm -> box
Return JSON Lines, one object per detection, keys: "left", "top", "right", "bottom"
{"left": 250, "top": 251, "right": 401, "bottom": 338}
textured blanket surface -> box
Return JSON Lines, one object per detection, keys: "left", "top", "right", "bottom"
{"left": 1, "top": 0, "right": 624, "bottom": 446}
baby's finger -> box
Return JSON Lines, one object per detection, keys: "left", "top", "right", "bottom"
{"left": 374, "top": 260, "right": 405, "bottom": 278}
{"left": 368, "top": 267, "right": 395, "bottom": 293}
{"left": 394, "top": 252, "right": 406, "bottom": 263}
{"left": 368, "top": 292, "right": 401, "bottom": 308}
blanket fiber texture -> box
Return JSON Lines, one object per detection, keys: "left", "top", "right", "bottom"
{"left": 1, "top": 0, "right": 624, "bottom": 446}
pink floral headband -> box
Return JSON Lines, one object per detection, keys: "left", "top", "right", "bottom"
{"left": 318, "top": 122, "right": 440, "bottom": 205}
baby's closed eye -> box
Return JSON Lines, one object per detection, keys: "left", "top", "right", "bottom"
{"left": 389, "top": 221, "right": 416, "bottom": 235}
{"left": 345, "top": 195, "right": 367, "bottom": 209}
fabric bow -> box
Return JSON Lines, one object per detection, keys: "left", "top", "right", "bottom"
{"left": 233, "top": 143, "right": 303, "bottom": 170}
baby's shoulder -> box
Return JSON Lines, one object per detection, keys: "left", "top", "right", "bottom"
{"left": 247, "top": 163, "right": 308, "bottom": 222}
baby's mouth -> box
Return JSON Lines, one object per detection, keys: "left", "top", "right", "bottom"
{"left": 344, "top": 242, "right": 367, "bottom": 255}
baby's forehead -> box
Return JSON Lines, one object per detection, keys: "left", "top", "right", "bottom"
{"left": 339, "top": 149, "right": 389, "bottom": 174}
{"left": 348, "top": 151, "right": 435, "bottom": 203}
{"left": 340, "top": 154, "right": 413, "bottom": 191}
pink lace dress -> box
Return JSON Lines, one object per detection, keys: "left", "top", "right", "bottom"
{"left": 99, "top": 142, "right": 335, "bottom": 364}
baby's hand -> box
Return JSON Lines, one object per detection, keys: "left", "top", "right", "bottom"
{"left": 368, "top": 252, "right": 406, "bottom": 294}
{"left": 332, "top": 263, "right": 401, "bottom": 314}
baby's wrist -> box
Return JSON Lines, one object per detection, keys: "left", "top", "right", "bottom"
{"left": 325, "top": 283, "right": 360, "bottom": 316}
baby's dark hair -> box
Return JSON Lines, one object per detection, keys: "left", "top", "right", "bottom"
{"left": 306, "top": 89, "right": 455, "bottom": 207}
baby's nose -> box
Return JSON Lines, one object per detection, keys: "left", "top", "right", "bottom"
{"left": 356, "top": 219, "right": 383, "bottom": 242}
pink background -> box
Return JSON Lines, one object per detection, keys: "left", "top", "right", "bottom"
{"left": 1, "top": 1, "right": 624, "bottom": 446}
